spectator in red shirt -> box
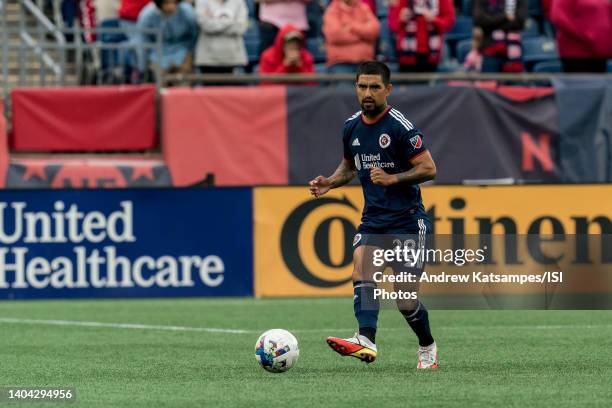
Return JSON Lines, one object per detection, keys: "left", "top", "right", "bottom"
{"left": 119, "top": 0, "right": 151, "bottom": 42}
{"left": 259, "top": 25, "right": 315, "bottom": 76}
{"left": 551, "top": 0, "right": 612, "bottom": 73}
{"left": 119, "top": 0, "right": 152, "bottom": 21}
{"left": 322, "top": 0, "right": 380, "bottom": 73}
{"left": 389, "top": 0, "right": 455, "bottom": 72}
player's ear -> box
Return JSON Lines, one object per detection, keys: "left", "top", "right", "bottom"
{"left": 386, "top": 83, "right": 393, "bottom": 96}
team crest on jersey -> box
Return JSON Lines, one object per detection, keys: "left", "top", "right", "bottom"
{"left": 410, "top": 135, "right": 422, "bottom": 149}
{"left": 353, "top": 233, "right": 362, "bottom": 247}
{"left": 379, "top": 133, "right": 391, "bottom": 148}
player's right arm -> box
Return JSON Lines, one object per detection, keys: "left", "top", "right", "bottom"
{"left": 309, "top": 158, "right": 356, "bottom": 198}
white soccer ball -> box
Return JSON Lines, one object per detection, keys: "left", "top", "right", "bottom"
{"left": 255, "top": 329, "right": 299, "bottom": 373}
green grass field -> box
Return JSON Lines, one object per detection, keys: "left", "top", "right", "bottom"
{"left": 1, "top": 298, "right": 611, "bottom": 407}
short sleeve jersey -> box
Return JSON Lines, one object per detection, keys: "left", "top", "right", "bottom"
{"left": 342, "top": 107, "right": 428, "bottom": 230}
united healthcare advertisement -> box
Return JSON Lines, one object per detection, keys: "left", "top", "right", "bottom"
{"left": 0, "top": 188, "right": 253, "bottom": 299}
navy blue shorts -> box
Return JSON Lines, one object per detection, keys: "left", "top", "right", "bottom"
{"left": 352, "top": 218, "right": 432, "bottom": 275}
{"left": 352, "top": 217, "right": 432, "bottom": 249}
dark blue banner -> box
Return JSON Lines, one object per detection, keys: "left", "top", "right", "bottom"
{"left": 0, "top": 188, "right": 253, "bottom": 299}
{"left": 286, "top": 86, "right": 562, "bottom": 184}
{"left": 552, "top": 77, "right": 612, "bottom": 183}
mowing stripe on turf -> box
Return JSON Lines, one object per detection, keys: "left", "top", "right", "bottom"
{"left": 0, "top": 318, "right": 256, "bottom": 334}
{"left": 1, "top": 318, "right": 611, "bottom": 335}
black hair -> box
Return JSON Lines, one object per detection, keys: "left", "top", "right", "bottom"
{"left": 355, "top": 61, "right": 391, "bottom": 86}
{"left": 154, "top": 0, "right": 180, "bottom": 9}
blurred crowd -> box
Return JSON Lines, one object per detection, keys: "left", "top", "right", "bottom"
{"left": 58, "top": 0, "right": 612, "bottom": 78}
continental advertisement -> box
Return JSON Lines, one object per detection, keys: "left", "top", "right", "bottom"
{"left": 254, "top": 185, "right": 612, "bottom": 299}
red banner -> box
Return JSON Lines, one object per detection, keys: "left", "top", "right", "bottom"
{"left": 11, "top": 85, "right": 157, "bottom": 152}
{"left": 161, "top": 87, "right": 288, "bottom": 186}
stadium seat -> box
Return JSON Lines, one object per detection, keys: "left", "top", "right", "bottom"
{"left": 378, "top": 17, "right": 397, "bottom": 62}
{"left": 246, "top": 0, "right": 255, "bottom": 18}
{"left": 244, "top": 19, "right": 260, "bottom": 65}
{"left": 543, "top": 20, "right": 555, "bottom": 38}
{"left": 437, "top": 42, "right": 461, "bottom": 72}
{"left": 522, "top": 36, "right": 559, "bottom": 71}
{"left": 456, "top": 38, "right": 472, "bottom": 64}
{"left": 462, "top": 0, "right": 473, "bottom": 16}
{"left": 437, "top": 60, "right": 461, "bottom": 73}
{"left": 376, "top": 0, "right": 388, "bottom": 18}
{"left": 441, "top": 41, "right": 451, "bottom": 62}
{"left": 522, "top": 18, "right": 540, "bottom": 38}
{"left": 307, "top": 37, "right": 327, "bottom": 63}
{"left": 306, "top": 0, "right": 323, "bottom": 38}
{"left": 98, "top": 18, "right": 127, "bottom": 44}
{"left": 445, "top": 15, "right": 473, "bottom": 42}
{"left": 98, "top": 18, "right": 132, "bottom": 79}
{"left": 314, "top": 63, "right": 327, "bottom": 73}
{"left": 528, "top": 0, "right": 542, "bottom": 16}
{"left": 387, "top": 62, "right": 399, "bottom": 73}
{"left": 532, "top": 60, "right": 562, "bottom": 73}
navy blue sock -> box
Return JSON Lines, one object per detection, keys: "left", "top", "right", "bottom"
{"left": 401, "top": 301, "right": 434, "bottom": 347}
{"left": 353, "top": 281, "right": 379, "bottom": 343}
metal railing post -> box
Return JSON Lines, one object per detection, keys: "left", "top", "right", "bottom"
{"left": 38, "top": 3, "right": 45, "bottom": 85}
{"left": 18, "top": 2, "right": 26, "bottom": 86}
{"left": 75, "top": 23, "right": 82, "bottom": 84}
{"left": 1, "top": 0, "right": 9, "bottom": 118}
{"left": 52, "top": 0, "right": 63, "bottom": 29}
{"left": 155, "top": 29, "right": 162, "bottom": 92}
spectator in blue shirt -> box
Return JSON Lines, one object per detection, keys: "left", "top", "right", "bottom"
{"left": 137, "top": 0, "right": 200, "bottom": 74}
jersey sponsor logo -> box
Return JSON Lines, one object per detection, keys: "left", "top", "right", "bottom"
{"left": 410, "top": 135, "right": 422, "bottom": 149}
{"left": 358, "top": 153, "right": 395, "bottom": 170}
{"left": 379, "top": 133, "right": 391, "bottom": 149}
{"left": 352, "top": 138, "right": 360, "bottom": 146}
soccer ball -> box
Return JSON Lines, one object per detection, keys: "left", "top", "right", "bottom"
{"left": 255, "top": 329, "right": 299, "bottom": 373}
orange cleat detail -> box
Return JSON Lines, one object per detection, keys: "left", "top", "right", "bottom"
{"left": 326, "top": 335, "right": 377, "bottom": 363}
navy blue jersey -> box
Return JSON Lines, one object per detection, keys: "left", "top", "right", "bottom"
{"left": 342, "top": 106, "right": 428, "bottom": 229}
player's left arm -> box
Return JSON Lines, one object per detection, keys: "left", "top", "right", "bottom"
{"left": 370, "top": 150, "right": 437, "bottom": 186}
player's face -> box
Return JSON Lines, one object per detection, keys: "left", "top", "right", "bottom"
{"left": 355, "top": 74, "right": 391, "bottom": 115}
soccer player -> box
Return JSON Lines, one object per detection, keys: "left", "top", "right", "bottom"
{"left": 308, "top": 61, "right": 438, "bottom": 369}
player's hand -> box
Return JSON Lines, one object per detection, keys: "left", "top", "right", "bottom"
{"left": 370, "top": 167, "right": 396, "bottom": 186}
{"left": 309, "top": 175, "right": 332, "bottom": 197}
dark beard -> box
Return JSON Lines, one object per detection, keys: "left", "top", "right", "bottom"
{"left": 361, "top": 102, "right": 386, "bottom": 118}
